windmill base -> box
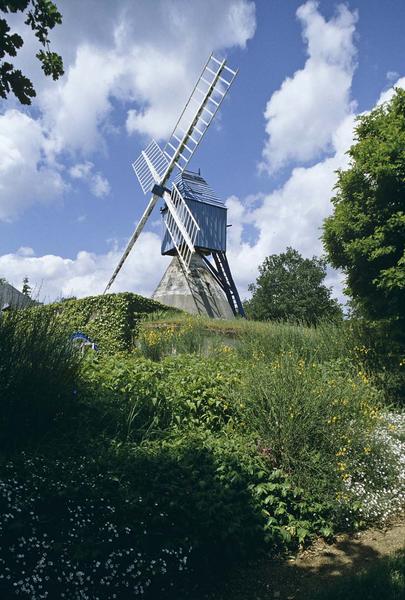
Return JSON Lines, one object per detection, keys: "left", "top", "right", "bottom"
{"left": 152, "top": 253, "right": 235, "bottom": 319}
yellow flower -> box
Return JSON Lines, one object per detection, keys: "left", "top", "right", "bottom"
{"left": 336, "top": 447, "right": 348, "bottom": 457}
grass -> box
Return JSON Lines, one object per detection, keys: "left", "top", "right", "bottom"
{"left": 0, "top": 309, "right": 80, "bottom": 452}
{"left": 137, "top": 312, "right": 356, "bottom": 364}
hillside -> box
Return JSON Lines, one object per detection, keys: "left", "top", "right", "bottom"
{"left": 0, "top": 297, "right": 404, "bottom": 599}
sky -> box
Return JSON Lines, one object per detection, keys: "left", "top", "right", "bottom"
{"left": 0, "top": 0, "right": 404, "bottom": 304}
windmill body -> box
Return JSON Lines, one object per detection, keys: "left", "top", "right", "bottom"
{"left": 104, "top": 54, "right": 245, "bottom": 318}
{"left": 161, "top": 171, "right": 227, "bottom": 258}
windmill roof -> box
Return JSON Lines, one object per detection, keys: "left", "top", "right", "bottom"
{"left": 174, "top": 170, "right": 225, "bottom": 208}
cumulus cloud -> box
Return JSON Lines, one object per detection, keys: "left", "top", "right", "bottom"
{"left": 0, "top": 232, "right": 167, "bottom": 301}
{"left": 69, "top": 161, "right": 111, "bottom": 198}
{"left": 376, "top": 76, "right": 405, "bottom": 106}
{"left": 227, "top": 113, "right": 356, "bottom": 300}
{"left": 260, "top": 1, "right": 357, "bottom": 174}
{"left": 0, "top": 110, "right": 65, "bottom": 221}
{"left": 228, "top": 73, "right": 405, "bottom": 302}
{"left": 0, "top": 0, "right": 256, "bottom": 220}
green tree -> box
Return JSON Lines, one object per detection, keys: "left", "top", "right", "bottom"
{"left": 0, "top": 0, "right": 63, "bottom": 104}
{"left": 22, "top": 275, "right": 31, "bottom": 297}
{"left": 323, "top": 88, "right": 405, "bottom": 324}
{"left": 245, "top": 247, "right": 342, "bottom": 324}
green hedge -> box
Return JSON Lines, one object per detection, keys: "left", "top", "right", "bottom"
{"left": 27, "top": 292, "right": 179, "bottom": 353}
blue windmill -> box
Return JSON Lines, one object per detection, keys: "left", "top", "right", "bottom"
{"left": 104, "top": 54, "right": 245, "bottom": 318}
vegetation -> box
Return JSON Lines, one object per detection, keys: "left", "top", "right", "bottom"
{"left": 323, "top": 88, "right": 405, "bottom": 403}
{"left": 0, "top": 308, "right": 79, "bottom": 451}
{"left": 0, "top": 0, "right": 64, "bottom": 104}
{"left": 245, "top": 247, "right": 343, "bottom": 324}
{"left": 0, "top": 302, "right": 403, "bottom": 598}
{"left": 21, "top": 276, "right": 31, "bottom": 297}
{"left": 24, "top": 292, "right": 179, "bottom": 353}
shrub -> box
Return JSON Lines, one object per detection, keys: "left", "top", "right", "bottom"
{"left": 0, "top": 433, "right": 340, "bottom": 599}
{"left": 25, "top": 292, "right": 179, "bottom": 354}
{"left": 0, "top": 453, "right": 191, "bottom": 599}
{"left": 77, "top": 352, "right": 242, "bottom": 443}
{"left": 235, "top": 352, "right": 384, "bottom": 505}
{"left": 0, "top": 309, "right": 80, "bottom": 451}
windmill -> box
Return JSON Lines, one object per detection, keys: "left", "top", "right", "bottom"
{"left": 104, "top": 53, "right": 245, "bottom": 318}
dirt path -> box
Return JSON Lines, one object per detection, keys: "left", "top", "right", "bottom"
{"left": 201, "top": 518, "right": 405, "bottom": 600}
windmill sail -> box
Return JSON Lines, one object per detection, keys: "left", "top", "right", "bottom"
{"left": 164, "top": 55, "right": 238, "bottom": 173}
{"left": 162, "top": 184, "right": 200, "bottom": 271}
{"left": 132, "top": 139, "right": 169, "bottom": 194}
{"left": 104, "top": 53, "right": 237, "bottom": 293}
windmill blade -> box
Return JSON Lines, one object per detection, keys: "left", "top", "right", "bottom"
{"left": 163, "top": 54, "right": 238, "bottom": 173}
{"left": 132, "top": 139, "right": 169, "bottom": 195}
{"left": 103, "top": 193, "right": 160, "bottom": 293}
{"left": 163, "top": 184, "right": 200, "bottom": 271}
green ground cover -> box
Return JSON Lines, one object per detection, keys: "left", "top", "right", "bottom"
{"left": 0, "top": 303, "right": 404, "bottom": 598}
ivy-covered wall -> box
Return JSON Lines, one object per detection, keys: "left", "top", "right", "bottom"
{"left": 28, "top": 293, "right": 179, "bottom": 353}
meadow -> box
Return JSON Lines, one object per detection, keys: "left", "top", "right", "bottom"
{"left": 0, "top": 297, "right": 403, "bottom": 598}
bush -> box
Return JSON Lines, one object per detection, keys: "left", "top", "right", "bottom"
{"left": 235, "top": 351, "right": 384, "bottom": 506}
{"left": 350, "top": 318, "right": 405, "bottom": 405}
{"left": 0, "top": 310, "right": 80, "bottom": 451}
{"left": 26, "top": 292, "right": 179, "bottom": 354}
{"left": 77, "top": 352, "right": 242, "bottom": 443}
{"left": 0, "top": 452, "right": 192, "bottom": 599}
{"left": 0, "top": 432, "right": 340, "bottom": 599}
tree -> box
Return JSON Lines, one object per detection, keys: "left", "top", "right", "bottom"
{"left": 245, "top": 247, "right": 342, "bottom": 324}
{"left": 21, "top": 276, "right": 31, "bottom": 297}
{"left": 323, "top": 88, "right": 405, "bottom": 324}
{"left": 0, "top": 0, "right": 63, "bottom": 104}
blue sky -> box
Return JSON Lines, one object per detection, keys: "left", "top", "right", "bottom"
{"left": 0, "top": 0, "right": 404, "bottom": 302}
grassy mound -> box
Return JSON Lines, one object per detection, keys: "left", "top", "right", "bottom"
{"left": 0, "top": 309, "right": 403, "bottom": 598}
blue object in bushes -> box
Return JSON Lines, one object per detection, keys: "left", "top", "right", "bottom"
{"left": 70, "top": 331, "right": 98, "bottom": 351}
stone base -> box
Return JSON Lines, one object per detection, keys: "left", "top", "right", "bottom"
{"left": 152, "top": 253, "right": 234, "bottom": 319}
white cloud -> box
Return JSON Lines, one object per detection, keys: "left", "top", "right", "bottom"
{"left": 0, "top": 0, "right": 256, "bottom": 220}
{"left": 376, "top": 76, "right": 405, "bottom": 106}
{"left": 0, "top": 110, "right": 65, "bottom": 221}
{"left": 386, "top": 70, "right": 399, "bottom": 83}
{"left": 227, "top": 113, "right": 356, "bottom": 301}
{"left": 17, "top": 247, "right": 35, "bottom": 257}
{"left": 0, "top": 232, "right": 167, "bottom": 301}
{"left": 228, "top": 73, "right": 404, "bottom": 303}
{"left": 260, "top": 1, "right": 357, "bottom": 174}
{"left": 41, "top": 45, "right": 126, "bottom": 156}
{"left": 69, "top": 161, "right": 111, "bottom": 198}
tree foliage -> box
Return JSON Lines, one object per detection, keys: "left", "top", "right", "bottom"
{"left": 323, "top": 88, "right": 405, "bottom": 324}
{"left": 0, "top": 0, "right": 63, "bottom": 104}
{"left": 245, "top": 247, "right": 342, "bottom": 325}
{"left": 21, "top": 276, "right": 31, "bottom": 297}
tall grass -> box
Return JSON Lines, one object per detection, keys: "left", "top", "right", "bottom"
{"left": 0, "top": 309, "right": 80, "bottom": 451}
{"left": 136, "top": 314, "right": 355, "bottom": 365}
{"left": 236, "top": 319, "right": 355, "bottom": 364}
